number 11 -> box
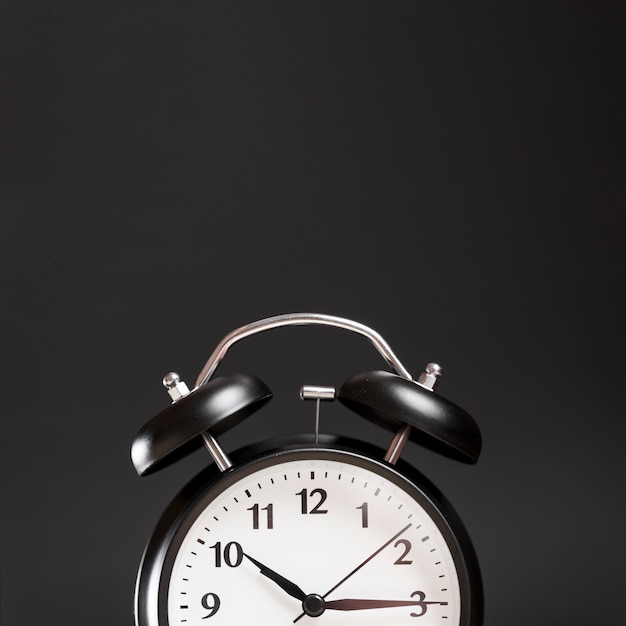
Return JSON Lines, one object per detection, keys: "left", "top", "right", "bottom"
{"left": 248, "top": 503, "right": 274, "bottom": 529}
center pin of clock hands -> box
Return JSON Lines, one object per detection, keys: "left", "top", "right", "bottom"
{"left": 292, "top": 522, "right": 413, "bottom": 622}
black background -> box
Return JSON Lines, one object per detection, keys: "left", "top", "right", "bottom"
{"left": 0, "top": 2, "right": 624, "bottom": 625}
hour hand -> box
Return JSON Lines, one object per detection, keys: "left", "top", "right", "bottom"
{"left": 243, "top": 553, "right": 307, "bottom": 602}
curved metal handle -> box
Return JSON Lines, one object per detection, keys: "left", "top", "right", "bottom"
{"left": 195, "top": 313, "right": 412, "bottom": 388}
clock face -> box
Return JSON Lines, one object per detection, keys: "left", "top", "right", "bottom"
{"left": 148, "top": 447, "right": 475, "bottom": 626}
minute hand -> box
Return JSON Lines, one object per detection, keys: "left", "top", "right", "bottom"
{"left": 324, "top": 598, "right": 448, "bottom": 611}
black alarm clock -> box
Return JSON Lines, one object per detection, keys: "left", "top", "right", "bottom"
{"left": 131, "top": 313, "right": 483, "bottom": 626}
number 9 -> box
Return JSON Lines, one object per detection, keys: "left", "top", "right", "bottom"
{"left": 201, "top": 592, "right": 221, "bottom": 619}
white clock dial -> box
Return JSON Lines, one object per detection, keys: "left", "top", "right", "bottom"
{"left": 164, "top": 450, "right": 464, "bottom": 625}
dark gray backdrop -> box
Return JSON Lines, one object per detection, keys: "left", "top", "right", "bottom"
{"left": 1, "top": 2, "right": 624, "bottom": 625}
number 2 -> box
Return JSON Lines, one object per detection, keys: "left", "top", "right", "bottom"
{"left": 393, "top": 539, "right": 413, "bottom": 565}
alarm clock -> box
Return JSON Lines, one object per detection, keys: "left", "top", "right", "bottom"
{"left": 131, "top": 313, "right": 483, "bottom": 626}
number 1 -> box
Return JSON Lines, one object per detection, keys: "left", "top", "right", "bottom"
{"left": 356, "top": 502, "right": 369, "bottom": 527}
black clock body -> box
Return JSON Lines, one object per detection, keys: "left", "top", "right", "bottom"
{"left": 134, "top": 434, "right": 483, "bottom": 626}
